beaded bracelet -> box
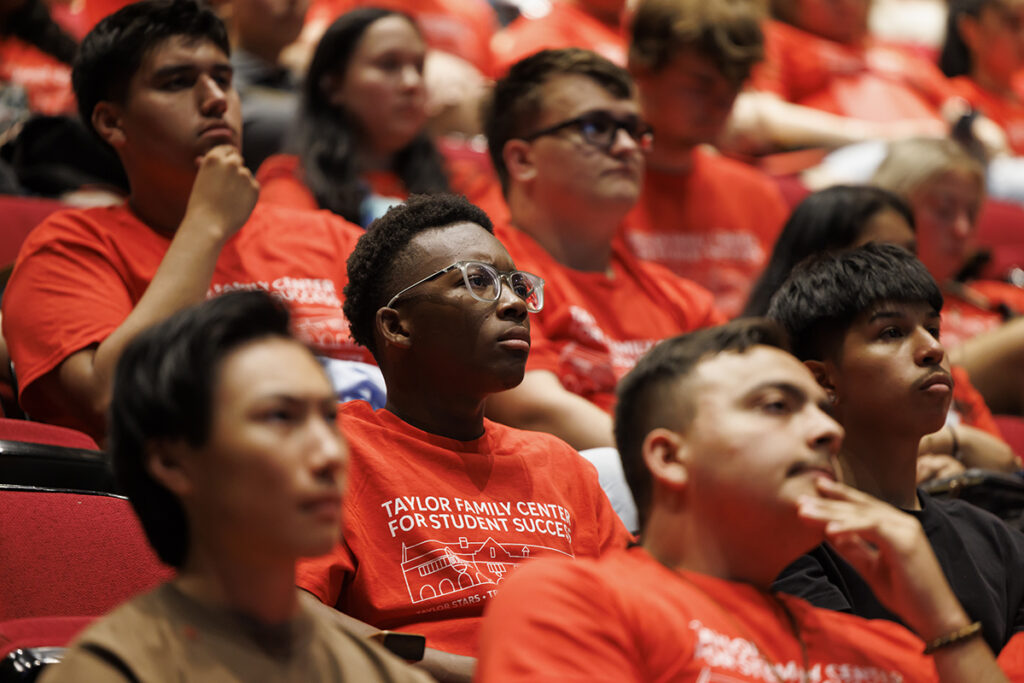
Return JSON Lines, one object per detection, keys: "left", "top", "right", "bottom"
{"left": 923, "top": 621, "right": 982, "bottom": 654}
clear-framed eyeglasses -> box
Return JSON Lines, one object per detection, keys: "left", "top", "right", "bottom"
{"left": 386, "top": 260, "right": 545, "bottom": 313}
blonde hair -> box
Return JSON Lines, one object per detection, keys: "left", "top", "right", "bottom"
{"left": 870, "top": 138, "right": 985, "bottom": 201}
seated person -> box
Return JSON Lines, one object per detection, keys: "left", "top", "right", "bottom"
{"left": 39, "top": 290, "right": 429, "bottom": 682}
{"left": 623, "top": 0, "right": 789, "bottom": 316}
{"left": 227, "top": 0, "right": 308, "bottom": 172}
{"left": 942, "top": 0, "right": 1024, "bottom": 155}
{"left": 743, "top": 185, "right": 1018, "bottom": 477}
{"left": 297, "top": 0, "right": 497, "bottom": 79}
{"left": 490, "top": 0, "right": 627, "bottom": 75}
{"left": 481, "top": 48, "right": 725, "bottom": 450}
{"left": 1, "top": 0, "right": 368, "bottom": 442}
{"left": 296, "top": 193, "right": 631, "bottom": 681}
{"left": 768, "top": 243, "right": 1024, "bottom": 653}
{"left": 872, "top": 137, "right": 1024, "bottom": 416}
{"left": 476, "top": 317, "right": 1021, "bottom": 681}
{"left": 257, "top": 8, "right": 462, "bottom": 227}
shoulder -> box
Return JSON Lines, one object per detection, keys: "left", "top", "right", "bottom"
{"left": 921, "top": 493, "right": 1024, "bottom": 551}
{"left": 19, "top": 205, "right": 135, "bottom": 249}
{"left": 249, "top": 203, "right": 362, "bottom": 241}
{"left": 300, "top": 594, "right": 434, "bottom": 682}
{"left": 483, "top": 418, "right": 579, "bottom": 456}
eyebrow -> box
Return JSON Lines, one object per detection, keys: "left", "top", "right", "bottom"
{"left": 868, "top": 308, "right": 940, "bottom": 323}
{"left": 743, "top": 380, "right": 817, "bottom": 405}
{"left": 152, "top": 62, "right": 233, "bottom": 79}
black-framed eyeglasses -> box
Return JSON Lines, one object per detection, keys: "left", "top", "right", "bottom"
{"left": 386, "top": 260, "right": 545, "bottom": 313}
{"left": 521, "top": 110, "right": 654, "bottom": 152}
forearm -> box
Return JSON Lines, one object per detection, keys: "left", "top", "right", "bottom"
{"left": 63, "top": 224, "right": 229, "bottom": 429}
{"left": 730, "top": 92, "right": 945, "bottom": 151}
{"left": 954, "top": 424, "right": 1021, "bottom": 472}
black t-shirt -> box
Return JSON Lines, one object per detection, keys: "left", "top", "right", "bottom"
{"left": 773, "top": 491, "right": 1024, "bottom": 653}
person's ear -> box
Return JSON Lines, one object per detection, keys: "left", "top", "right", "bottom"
{"left": 804, "top": 359, "right": 837, "bottom": 404}
{"left": 377, "top": 307, "right": 411, "bottom": 349}
{"left": 642, "top": 427, "right": 689, "bottom": 491}
{"left": 503, "top": 139, "right": 537, "bottom": 184}
{"left": 145, "top": 439, "right": 195, "bottom": 498}
{"left": 91, "top": 101, "right": 127, "bottom": 148}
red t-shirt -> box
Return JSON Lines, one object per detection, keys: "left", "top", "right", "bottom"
{"left": 256, "top": 149, "right": 502, "bottom": 224}
{"left": 0, "top": 37, "right": 75, "bottom": 116}
{"left": 950, "top": 76, "right": 1024, "bottom": 156}
{"left": 296, "top": 400, "right": 631, "bottom": 657}
{"left": 751, "top": 20, "right": 954, "bottom": 121}
{"left": 952, "top": 364, "right": 1002, "bottom": 438}
{"left": 622, "top": 148, "right": 789, "bottom": 318}
{"left": 489, "top": 3, "right": 626, "bottom": 76}
{"left": 478, "top": 546, "right": 946, "bottom": 682}
{"left": 940, "top": 280, "right": 1024, "bottom": 349}
{"left": 2, "top": 203, "right": 369, "bottom": 436}
{"left": 304, "top": 0, "right": 498, "bottom": 76}
{"left": 496, "top": 223, "right": 725, "bottom": 412}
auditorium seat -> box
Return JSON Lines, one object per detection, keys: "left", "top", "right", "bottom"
{"left": 0, "top": 486, "right": 171, "bottom": 679}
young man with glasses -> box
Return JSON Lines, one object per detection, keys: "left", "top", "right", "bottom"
{"left": 295, "top": 193, "right": 631, "bottom": 682}
{"left": 481, "top": 47, "right": 725, "bottom": 451}
{"left": 623, "top": 0, "right": 790, "bottom": 318}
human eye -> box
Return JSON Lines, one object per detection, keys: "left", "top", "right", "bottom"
{"left": 580, "top": 113, "right": 615, "bottom": 138}
{"left": 879, "top": 326, "right": 905, "bottom": 340}
{"left": 757, "top": 391, "right": 794, "bottom": 415}
{"left": 158, "top": 73, "right": 195, "bottom": 90}
{"left": 255, "top": 402, "right": 301, "bottom": 425}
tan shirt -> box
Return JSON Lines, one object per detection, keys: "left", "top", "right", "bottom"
{"left": 38, "top": 583, "right": 434, "bottom": 682}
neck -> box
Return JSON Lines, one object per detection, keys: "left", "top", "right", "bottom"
{"left": 384, "top": 379, "right": 487, "bottom": 441}
{"left": 174, "top": 543, "right": 300, "bottom": 624}
{"left": 126, "top": 168, "right": 195, "bottom": 235}
{"left": 838, "top": 424, "right": 921, "bottom": 509}
{"left": 507, "top": 190, "right": 619, "bottom": 272}
{"left": 646, "top": 143, "right": 697, "bottom": 174}
{"left": 641, "top": 495, "right": 787, "bottom": 590}
{"left": 970, "top": 64, "right": 1015, "bottom": 98}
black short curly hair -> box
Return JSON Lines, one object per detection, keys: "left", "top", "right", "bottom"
{"left": 344, "top": 193, "right": 494, "bottom": 357}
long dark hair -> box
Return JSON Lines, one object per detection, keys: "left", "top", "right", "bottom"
{"left": 742, "top": 185, "right": 915, "bottom": 317}
{"left": 940, "top": 0, "right": 988, "bottom": 78}
{"left": 292, "top": 7, "right": 448, "bottom": 225}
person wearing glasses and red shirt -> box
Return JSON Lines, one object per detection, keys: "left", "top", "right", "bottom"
{"left": 480, "top": 47, "right": 725, "bottom": 452}
{"left": 295, "top": 193, "right": 631, "bottom": 683}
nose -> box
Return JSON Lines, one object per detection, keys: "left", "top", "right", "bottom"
{"left": 496, "top": 277, "right": 528, "bottom": 321}
{"left": 951, "top": 211, "right": 973, "bottom": 241}
{"left": 310, "top": 415, "right": 348, "bottom": 482}
{"left": 608, "top": 125, "right": 642, "bottom": 156}
{"left": 401, "top": 63, "right": 424, "bottom": 92}
{"left": 197, "top": 73, "right": 229, "bottom": 118}
{"left": 913, "top": 326, "right": 945, "bottom": 367}
{"left": 808, "top": 405, "right": 844, "bottom": 458}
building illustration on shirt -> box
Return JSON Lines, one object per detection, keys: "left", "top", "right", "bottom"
{"left": 401, "top": 536, "right": 572, "bottom": 604}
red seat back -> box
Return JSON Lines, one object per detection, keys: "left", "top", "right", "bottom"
{"left": 0, "top": 487, "right": 171, "bottom": 621}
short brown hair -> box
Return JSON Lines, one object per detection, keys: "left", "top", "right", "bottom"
{"left": 614, "top": 318, "right": 790, "bottom": 532}
{"left": 483, "top": 48, "right": 634, "bottom": 195}
{"left": 629, "top": 0, "right": 766, "bottom": 85}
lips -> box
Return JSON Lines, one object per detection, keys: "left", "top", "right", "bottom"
{"left": 497, "top": 326, "right": 531, "bottom": 353}
{"left": 787, "top": 461, "right": 836, "bottom": 481}
{"left": 198, "top": 122, "right": 237, "bottom": 142}
{"left": 301, "top": 492, "right": 343, "bottom": 520}
{"left": 916, "top": 371, "right": 953, "bottom": 393}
